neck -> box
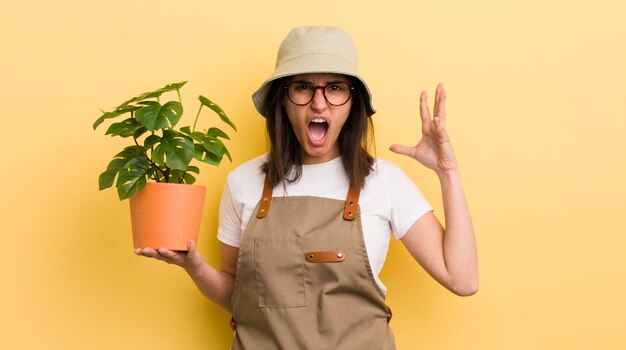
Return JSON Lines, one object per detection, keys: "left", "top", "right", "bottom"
{"left": 300, "top": 146, "right": 341, "bottom": 165}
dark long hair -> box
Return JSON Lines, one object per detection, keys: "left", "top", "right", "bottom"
{"left": 261, "top": 76, "right": 375, "bottom": 190}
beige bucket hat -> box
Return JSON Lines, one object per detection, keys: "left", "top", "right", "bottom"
{"left": 252, "top": 25, "right": 375, "bottom": 118}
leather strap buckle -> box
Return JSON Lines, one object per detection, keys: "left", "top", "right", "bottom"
{"left": 305, "top": 250, "right": 346, "bottom": 263}
{"left": 343, "top": 184, "right": 360, "bottom": 221}
{"left": 257, "top": 178, "right": 273, "bottom": 219}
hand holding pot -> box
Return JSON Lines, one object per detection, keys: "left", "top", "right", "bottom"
{"left": 135, "top": 240, "right": 204, "bottom": 272}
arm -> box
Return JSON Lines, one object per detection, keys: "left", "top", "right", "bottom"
{"left": 390, "top": 83, "right": 478, "bottom": 296}
{"left": 135, "top": 241, "right": 238, "bottom": 313}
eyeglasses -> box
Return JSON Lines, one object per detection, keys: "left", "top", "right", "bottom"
{"left": 284, "top": 81, "right": 354, "bottom": 107}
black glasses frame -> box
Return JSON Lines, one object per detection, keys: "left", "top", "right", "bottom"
{"left": 284, "top": 81, "right": 354, "bottom": 107}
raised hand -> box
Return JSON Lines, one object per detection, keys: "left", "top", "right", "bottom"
{"left": 134, "top": 240, "right": 204, "bottom": 272}
{"left": 390, "top": 83, "right": 458, "bottom": 176}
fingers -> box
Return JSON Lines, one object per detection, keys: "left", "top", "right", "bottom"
{"left": 135, "top": 247, "right": 158, "bottom": 258}
{"left": 389, "top": 144, "right": 415, "bottom": 159}
{"left": 157, "top": 247, "right": 181, "bottom": 260}
{"left": 420, "top": 84, "right": 446, "bottom": 128}
{"left": 437, "top": 83, "right": 446, "bottom": 124}
{"left": 134, "top": 246, "right": 183, "bottom": 265}
{"left": 433, "top": 82, "right": 445, "bottom": 112}
{"left": 432, "top": 116, "right": 450, "bottom": 143}
{"left": 185, "top": 240, "right": 197, "bottom": 262}
{"left": 419, "top": 90, "right": 431, "bottom": 127}
{"left": 134, "top": 241, "right": 200, "bottom": 267}
{"left": 433, "top": 84, "right": 440, "bottom": 118}
{"left": 186, "top": 240, "right": 196, "bottom": 254}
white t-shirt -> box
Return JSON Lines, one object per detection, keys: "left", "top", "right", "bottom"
{"left": 217, "top": 154, "right": 432, "bottom": 293}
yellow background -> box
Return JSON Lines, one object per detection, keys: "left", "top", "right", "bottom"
{"left": 1, "top": 0, "right": 625, "bottom": 349}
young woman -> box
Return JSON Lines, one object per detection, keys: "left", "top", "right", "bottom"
{"left": 136, "top": 25, "right": 478, "bottom": 349}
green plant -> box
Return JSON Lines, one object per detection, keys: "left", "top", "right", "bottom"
{"left": 93, "top": 81, "right": 236, "bottom": 200}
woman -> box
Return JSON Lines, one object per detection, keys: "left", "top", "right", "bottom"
{"left": 136, "top": 25, "right": 478, "bottom": 349}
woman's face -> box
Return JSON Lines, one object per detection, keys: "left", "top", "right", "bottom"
{"left": 283, "top": 73, "right": 352, "bottom": 164}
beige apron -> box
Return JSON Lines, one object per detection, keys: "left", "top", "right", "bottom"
{"left": 230, "top": 177, "right": 396, "bottom": 349}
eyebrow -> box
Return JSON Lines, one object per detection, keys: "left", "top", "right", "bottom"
{"left": 290, "top": 79, "right": 349, "bottom": 85}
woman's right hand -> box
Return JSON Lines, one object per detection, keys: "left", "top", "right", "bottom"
{"left": 134, "top": 240, "right": 205, "bottom": 273}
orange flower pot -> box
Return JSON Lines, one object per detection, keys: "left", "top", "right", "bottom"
{"left": 129, "top": 182, "right": 207, "bottom": 251}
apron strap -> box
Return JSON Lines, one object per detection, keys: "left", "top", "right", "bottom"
{"left": 257, "top": 173, "right": 361, "bottom": 221}
{"left": 343, "top": 183, "right": 360, "bottom": 221}
{"left": 256, "top": 177, "right": 273, "bottom": 219}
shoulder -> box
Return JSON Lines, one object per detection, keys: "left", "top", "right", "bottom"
{"left": 361, "top": 157, "right": 426, "bottom": 209}
{"left": 225, "top": 153, "right": 267, "bottom": 199}
{"left": 228, "top": 153, "right": 267, "bottom": 179}
{"left": 360, "top": 158, "right": 405, "bottom": 210}
{"left": 366, "top": 158, "right": 407, "bottom": 185}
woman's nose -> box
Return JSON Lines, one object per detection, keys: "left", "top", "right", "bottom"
{"left": 310, "top": 87, "right": 327, "bottom": 110}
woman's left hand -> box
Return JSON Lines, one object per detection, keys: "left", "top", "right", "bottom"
{"left": 390, "top": 83, "right": 458, "bottom": 176}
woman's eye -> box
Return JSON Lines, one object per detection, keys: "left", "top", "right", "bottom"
{"left": 295, "top": 84, "right": 312, "bottom": 91}
{"left": 328, "top": 84, "right": 344, "bottom": 92}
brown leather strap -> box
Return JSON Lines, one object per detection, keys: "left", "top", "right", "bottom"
{"left": 343, "top": 183, "right": 360, "bottom": 221}
{"left": 257, "top": 177, "right": 273, "bottom": 219}
{"left": 258, "top": 176, "right": 360, "bottom": 220}
{"left": 305, "top": 250, "right": 346, "bottom": 263}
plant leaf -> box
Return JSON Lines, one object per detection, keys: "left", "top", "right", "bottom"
{"left": 182, "top": 127, "right": 231, "bottom": 161}
{"left": 158, "top": 81, "right": 187, "bottom": 93}
{"left": 168, "top": 169, "right": 184, "bottom": 184}
{"left": 136, "top": 100, "right": 160, "bottom": 107}
{"left": 186, "top": 165, "right": 200, "bottom": 174}
{"left": 135, "top": 101, "right": 183, "bottom": 131}
{"left": 168, "top": 169, "right": 197, "bottom": 184}
{"left": 105, "top": 117, "right": 141, "bottom": 138}
{"left": 198, "top": 95, "right": 237, "bottom": 131}
{"left": 116, "top": 156, "right": 151, "bottom": 200}
{"left": 183, "top": 173, "right": 196, "bottom": 184}
{"left": 133, "top": 126, "right": 148, "bottom": 140}
{"left": 223, "top": 145, "right": 232, "bottom": 162}
{"left": 180, "top": 126, "right": 209, "bottom": 142}
{"left": 194, "top": 144, "right": 222, "bottom": 166}
{"left": 179, "top": 126, "right": 230, "bottom": 157}
{"left": 98, "top": 146, "right": 145, "bottom": 190}
{"left": 207, "top": 127, "right": 230, "bottom": 140}
{"left": 93, "top": 105, "right": 139, "bottom": 130}
{"left": 152, "top": 130, "right": 194, "bottom": 170}
{"left": 93, "top": 115, "right": 106, "bottom": 130}
{"left": 203, "top": 138, "right": 230, "bottom": 159}
{"left": 116, "top": 81, "right": 187, "bottom": 108}
{"left": 144, "top": 134, "right": 161, "bottom": 149}
{"left": 98, "top": 169, "right": 118, "bottom": 190}
{"left": 180, "top": 126, "right": 214, "bottom": 143}
{"left": 193, "top": 137, "right": 233, "bottom": 165}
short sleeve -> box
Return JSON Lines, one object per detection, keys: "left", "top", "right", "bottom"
{"left": 384, "top": 162, "right": 433, "bottom": 240}
{"left": 217, "top": 174, "right": 243, "bottom": 248}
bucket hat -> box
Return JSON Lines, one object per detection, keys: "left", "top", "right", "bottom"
{"left": 252, "top": 25, "right": 375, "bottom": 118}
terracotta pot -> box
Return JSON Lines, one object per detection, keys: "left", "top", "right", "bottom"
{"left": 129, "top": 182, "right": 207, "bottom": 250}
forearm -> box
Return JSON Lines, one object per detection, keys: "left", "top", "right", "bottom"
{"left": 185, "top": 262, "right": 235, "bottom": 313}
{"left": 438, "top": 168, "right": 478, "bottom": 295}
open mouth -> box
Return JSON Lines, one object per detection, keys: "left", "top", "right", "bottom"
{"left": 307, "top": 118, "right": 329, "bottom": 143}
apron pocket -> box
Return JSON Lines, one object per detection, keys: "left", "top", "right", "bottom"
{"left": 255, "top": 237, "right": 306, "bottom": 308}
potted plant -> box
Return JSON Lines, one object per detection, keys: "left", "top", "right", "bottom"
{"left": 93, "top": 81, "right": 236, "bottom": 250}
